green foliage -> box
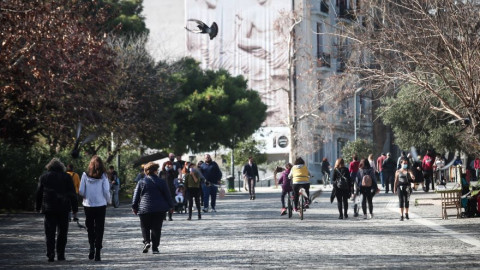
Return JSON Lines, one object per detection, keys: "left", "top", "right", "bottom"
{"left": 224, "top": 138, "right": 267, "bottom": 167}
{"left": 377, "top": 84, "right": 462, "bottom": 152}
{"left": 169, "top": 58, "right": 268, "bottom": 154}
{"left": 341, "top": 139, "right": 374, "bottom": 161}
{"left": 102, "top": 0, "right": 149, "bottom": 37}
{"left": 0, "top": 142, "right": 50, "bottom": 210}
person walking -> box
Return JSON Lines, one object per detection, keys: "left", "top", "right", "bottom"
{"left": 66, "top": 164, "right": 81, "bottom": 220}
{"left": 107, "top": 165, "right": 120, "bottom": 208}
{"left": 382, "top": 153, "right": 396, "bottom": 194}
{"left": 376, "top": 153, "right": 387, "bottom": 188}
{"left": 162, "top": 161, "right": 176, "bottom": 221}
{"left": 474, "top": 157, "right": 480, "bottom": 181}
{"left": 36, "top": 158, "right": 78, "bottom": 262}
{"left": 200, "top": 154, "right": 222, "bottom": 213}
{"left": 278, "top": 163, "right": 293, "bottom": 216}
{"left": 79, "top": 155, "right": 111, "bottom": 261}
{"left": 243, "top": 156, "right": 259, "bottom": 200}
{"left": 184, "top": 163, "right": 203, "bottom": 220}
{"left": 132, "top": 162, "right": 174, "bottom": 254}
{"left": 288, "top": 157, "right": 311, "bottom": 212}
{"left": 357, "top": 159, "right": 378, "bottom": 219}
{"left": 394, "top": 158, "right": 415, "bottom": 221}
{"left": 422, "top": 150, "right": 435, "bottom": 191}
{"left": 332, "top": 158, "right": 353, "bottom": 219}
{"left": 411, "top": 155, "right": 424, "bottom": 191}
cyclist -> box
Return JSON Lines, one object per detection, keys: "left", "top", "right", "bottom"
{"left": 278, "top": 163, "right": 292, "bottom": 216}
{"left": 288, "top": 157, "right": 311, "bottom": 212}
{"left": 321, "top": 158, "right": 331, "bottom": 187}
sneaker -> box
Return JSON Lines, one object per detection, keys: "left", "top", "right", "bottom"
{"left": 338, "top": 215, "right": 343, "bottom": 219}
{"left": 363, "top": 214, "right": 367, "bottom": 219}
{"left": 405, "top": 213, "right": 409, "bottom": 220}
{"left": 400, "top": 216, "right": 404, "bottom": 221}
{"left": 211, "top": 208, "right": 216, "bottom": 212}
{"left": 203, "top": 208, "right": 208, "bottom": 213}
{"left": 280, "top": 208, "right": 287, "bottom": 216}
{"left": 143, "top": 242, "right": 151, "bottom": 253}
{"left": 344, "top": 214, "right": 348, "bottom": 219}
{"left": 368, "top": 213, "right": 373, "bottom": 219}
{"left": 152, "top": 249, "right": 159, "bottom": 254}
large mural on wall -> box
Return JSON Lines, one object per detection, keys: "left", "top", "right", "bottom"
{"left": 186, "top": 0, "right": 291, "bottom": 127}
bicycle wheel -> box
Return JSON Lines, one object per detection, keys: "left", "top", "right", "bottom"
{"left": 287, "top": 194, "right": 293, "bottom": 218}
{"left": 299, "top": 195, "right": 304, "bottom": 220}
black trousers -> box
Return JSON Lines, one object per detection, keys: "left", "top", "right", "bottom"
{"left": 336, "top": 189, "right": 349, "bottom": 216}
{"left": 139, "top": 212, "right": 166, "bottom": 250}
{"left": 247, "top": 178, "right": 256, "bottom": 196}
{"left": 398, "top": 185, "right": 411, "bottom": 208}
{"left": 84, "top": 206, "right": 106, "bottom": 250}
{"left": 383, "top": 171, "right": 395, "bottom": 193}
{"left": 44, "top": 212, "right": 69, "bottom": 258}
{"left": 293, "top": 183, "right": 310, "bottom": 210}
{"left": 361, "top": 188, "right": 374, "bottom": 215}
{"left": 188, "top": 188, "right": 201, "bottom": 217}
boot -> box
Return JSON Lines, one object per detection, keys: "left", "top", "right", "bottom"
{"left": 94, "top": 249, "right": 101, "bottom": 261}
{"left": 187, "top": 211, "right": 192, "bottom": 220}
{"left": 88, "top": 244, "right": 95, "bottom": 260}
{"left": 198, "top": 211, "right": 202, "bottom": 220}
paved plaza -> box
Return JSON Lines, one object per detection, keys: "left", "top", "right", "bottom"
{"left": 1, "top": 183, "right": 480, "bottom": 269}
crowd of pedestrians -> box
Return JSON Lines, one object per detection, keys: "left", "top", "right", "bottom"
{"left": 35, "top": 150, "right": 479, "bottom": 263}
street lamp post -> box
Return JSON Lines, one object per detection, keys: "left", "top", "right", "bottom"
{"left": 354, "top": 87, "right": 364, "bottom": 141}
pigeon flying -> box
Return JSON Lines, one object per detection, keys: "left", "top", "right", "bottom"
{"left": 185, "top": 19, "right": 218, "bottom": 40}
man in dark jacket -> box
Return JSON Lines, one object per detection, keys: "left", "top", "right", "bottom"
{"left": 36, "top": 158, "right": 78, "bottom": 262}
{"left": 200, "top": 154, "right": 222, "bottom": 212}
{"left": 243, "top": 156, "right": 259, "bottom": 200}
{"left": 382, "top": 153, "right": 396, "bottom": 194}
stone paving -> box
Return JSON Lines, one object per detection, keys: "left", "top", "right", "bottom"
{"left": 1, "top": 183, "right": 480, "bottom": 269}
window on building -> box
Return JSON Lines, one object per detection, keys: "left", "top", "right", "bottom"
{"left": 313, "top": 135, "right": 324, "bottom": 164}
{"left": 337, "top": 138, "right": 347, "bottom": 159}
{"left": 316, "top": 23, "right": 331, "bottom": 68}
{"left": 317, "top": 79, "right": 326, "bottom": 112}
{"left": 321, "top": 0, "right": 329, "bottom": 13}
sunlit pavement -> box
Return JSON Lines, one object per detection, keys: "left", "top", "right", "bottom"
{"left": 1, "top": 182, "right": 479, "bottom": 269}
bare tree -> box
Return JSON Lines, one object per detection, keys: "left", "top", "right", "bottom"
{"left": 342, "top": 0, "right": 480, "bottom": 151}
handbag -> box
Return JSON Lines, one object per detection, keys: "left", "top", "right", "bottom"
{"left": 219, "top": 185, "right": 226, "bottom": 199}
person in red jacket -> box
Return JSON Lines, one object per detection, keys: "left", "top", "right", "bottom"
{"left": 422, "top": 150, "right": 435, "bottom": 192}
{"left": 474, "top": 157, "right": 480, "bottom": 181}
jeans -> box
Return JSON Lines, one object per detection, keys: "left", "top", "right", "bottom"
{"left": 379, "top": 171, "right": 385, "bottom": 187}
{"left": 44, "top": 212, "right": 70, "bottom": 259}
{"left": 247, "top": 178, "right": 256, "bottom": 196}
{"left": 110, "top": 185, "right": 120, "bottom": 208}
{"left": 84, "top": 206, "right": 106, "bottom": 250}
{"left": 203, "top": 184, "right": 218, "bottom": 210}
{"left": 139, "top": 212, "right": 166, "bottom": 251}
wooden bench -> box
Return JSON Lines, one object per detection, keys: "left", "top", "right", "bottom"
{"left": 438, "top": 189, "right": 462, "bottom": 219}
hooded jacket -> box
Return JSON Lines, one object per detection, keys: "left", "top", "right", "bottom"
{"left": 288, "top": 164, "right": 311, "bottom": 184}
{"left": 79, "top": 172, "right": 111, "bottom": 207}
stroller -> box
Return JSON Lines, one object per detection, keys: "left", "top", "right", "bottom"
{"left": 175, "top": 184, "right": 186, "bottom": 214}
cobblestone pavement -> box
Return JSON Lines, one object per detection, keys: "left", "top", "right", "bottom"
{"left": 1, "top": 183, "right": 480, "bottom": 269}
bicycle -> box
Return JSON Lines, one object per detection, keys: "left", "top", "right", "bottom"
{"left": 287, "top": 191, "right": 293, "bottom": 218}
{"left": 298, "top": 188, "right": 308, "bottom": 220}
{"left": 323, "top": 171, "right": 331, "bottom": 188}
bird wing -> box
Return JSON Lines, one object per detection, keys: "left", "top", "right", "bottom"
{"left": 188, "top": 18, "right": 207, "bottom": 28}
{"left": 209, "top": 22, "right": 218, "bottom": 40}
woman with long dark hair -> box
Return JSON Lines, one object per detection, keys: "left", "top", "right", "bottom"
{"left": 357, "top": 159, "right": 378, "bottom": 219}
{"left": 79, "top": 155, "right": 111, "bottom": 261}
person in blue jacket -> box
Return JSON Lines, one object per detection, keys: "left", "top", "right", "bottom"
{"left": 200, "top": 154, "right": 223, "bottom": 212}
{"left": 132, "top": 162, "right": 174, "bottom": 254}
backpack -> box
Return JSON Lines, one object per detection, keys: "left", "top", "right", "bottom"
{"left": 335, "top": 169, "right": 349, "bottom": 190}
{"left": 361, "top": 173, "right": 372, "bottom": 187}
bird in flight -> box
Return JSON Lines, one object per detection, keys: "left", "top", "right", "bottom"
{"left": 185, "top": 19, "right": 218, "bottom": 40}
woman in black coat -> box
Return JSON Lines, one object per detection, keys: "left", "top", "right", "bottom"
{"left": 132, "top": 162, "right": 174, "bottom": 254}
{"left": 332, "top": 158, "right": 353, "bottom": 219}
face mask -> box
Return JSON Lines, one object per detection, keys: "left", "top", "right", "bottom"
{"left": 169, "top": 157, "right": 175, "bottom": 162}
{"left": 402, "top": 164, "right": 408, "bottom": 169}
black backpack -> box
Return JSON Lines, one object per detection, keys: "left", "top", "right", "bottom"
{"left": 335, "top": 168, "right": 349, "bottom": 190}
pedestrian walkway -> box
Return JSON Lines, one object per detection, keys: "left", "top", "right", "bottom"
{"left": 0, "top": 184, "right": 479, "bottom": 269}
